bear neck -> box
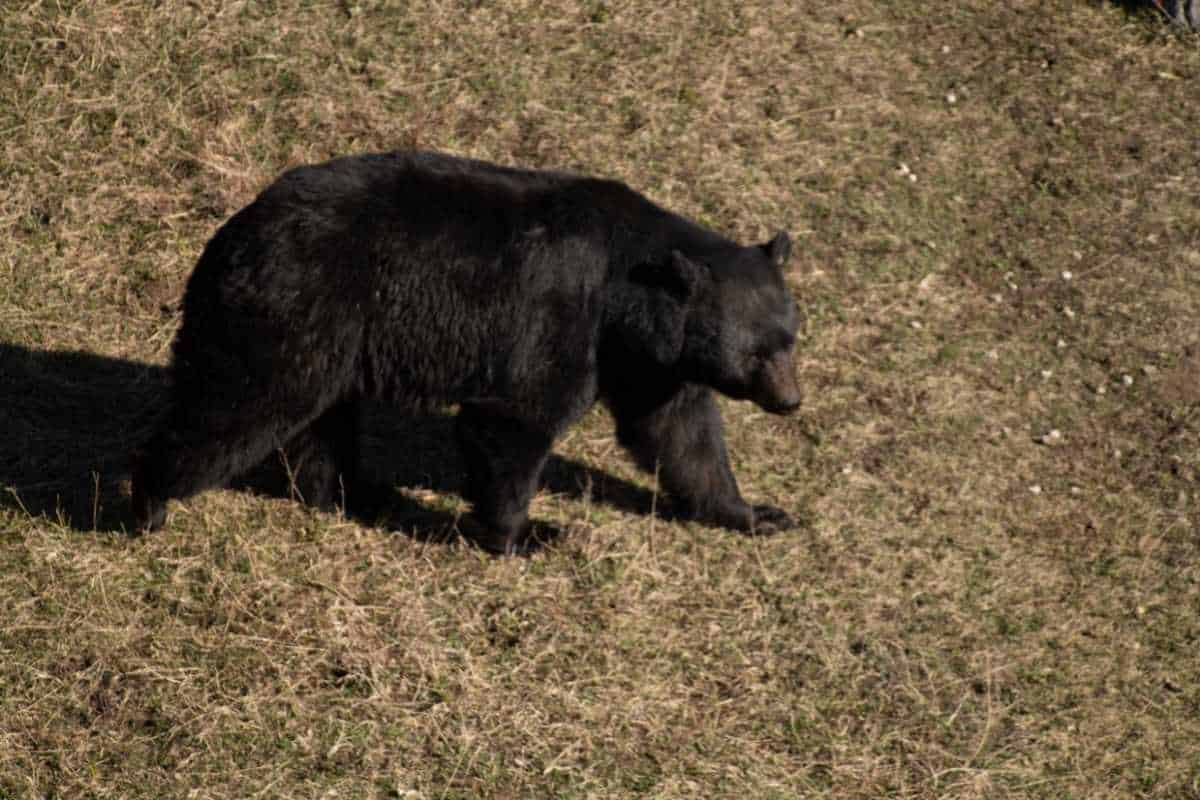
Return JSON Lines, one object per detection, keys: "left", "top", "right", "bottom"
{"left": 582, "top": 179, "right": 737, "bottom": 281}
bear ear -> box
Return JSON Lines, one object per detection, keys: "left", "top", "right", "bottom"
{"left": 763, "top": 231, "right": 792, "bottom": 270}
{"left": 665, "top": 250, "right": 706, "bottom": 300}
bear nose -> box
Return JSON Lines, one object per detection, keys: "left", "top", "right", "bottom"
{"left": 774, "top": 393, "right": 801, "bottom": 415}
{"left": 764, "top": 388, "right": 801, "bottom": 415}
{"left": 756, "top": 354, "right": 801, "bottom": 415}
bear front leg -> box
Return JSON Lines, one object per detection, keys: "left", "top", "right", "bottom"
{"left": 606, "top": 382, "right": 795, "bottom": 535}
{"left": 455, "top": 401, "right": 556, "bottom": 555}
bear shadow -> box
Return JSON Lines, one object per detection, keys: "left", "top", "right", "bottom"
{"left": 0, "top": 342, "right": 663, "bottom": 539}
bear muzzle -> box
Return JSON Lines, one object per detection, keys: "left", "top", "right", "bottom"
{"left": 753, "top": 351, "right": 801, "bottom": 415}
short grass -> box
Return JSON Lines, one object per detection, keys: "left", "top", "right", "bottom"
{"left": 2, "top": 1, "right": 1198, "bottom": 798}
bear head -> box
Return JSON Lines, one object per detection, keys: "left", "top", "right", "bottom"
{"left": 614, "top": 231, "right": 801, "bottom": 415}
{"left": 679, "top": 231, "right": 801, "bottom": 414}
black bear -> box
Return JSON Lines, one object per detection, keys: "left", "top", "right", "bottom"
{"left": 132, "top": 151, "right": 802, "bottom": 553}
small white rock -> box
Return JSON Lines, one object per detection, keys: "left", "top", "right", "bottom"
{"left": 1141, "top": 365, "right": 1157, "bottom": 377}
{"left": 1095, "top": 384, "right": 1106, "bottom": 396}
{"left": 986, "top": 349, "right": 999, "bottom": 361}
{"left": 1040, "top": 429, "right": 1062, "bottom": 445}
{"left": 1122, "top": 374, "right": 1134, "bottom": 386}
{"left": 946, "top": 91, "right": 958, "bottom": 104}
{"left": 1040, "top": 369, "right": 1053, "bottom": 380}
{"left": 1029, "top": 484, "right": 1042, "bottom": 495}
{"left": 990, "top": 293, "right": 1004, "bottom": 303}
{"left": 941, "top": 45, "right": 951, "bottom": 54}
{"left": 842, "top": 464, "right": 853, "bottom": 475}
{"left": 1061, "top": 270, "right": 1073, "bottom": 281}
{"left": 1070, "top": 486, "right": 1082, "bottom": 495}
{"left": 907, "top": 173, "right": 917, "bottom": 183}
{"left": 1056, "top": 338, "right": 1067, "bottom": 349}
{"left": 1063, "top": 306, "right": 1076, "bottom": 320}
{"left": 910, "top": 320, "right": 923, "bottom": 330}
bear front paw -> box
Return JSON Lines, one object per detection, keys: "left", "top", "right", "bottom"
{"left": 459, "top": 516, "right": 563, "bottom": 556}
{"left": 749, "top": 504, "right": 795, "bottom": 535}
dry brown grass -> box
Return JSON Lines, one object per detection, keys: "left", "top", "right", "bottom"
{"left": 2, "top": 1, "right": 1199, "bottom": 797}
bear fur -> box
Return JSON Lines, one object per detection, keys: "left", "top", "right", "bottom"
{"left": 132, "top": 151, "right": 802, "bottom": 553}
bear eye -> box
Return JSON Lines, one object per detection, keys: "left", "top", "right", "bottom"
{"left": 756, "top": 329, "right": 793, "bottom": 360}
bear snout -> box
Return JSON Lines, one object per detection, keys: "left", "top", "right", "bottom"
{"left": 754, "top": 352, "right": 801, "bottom": 415}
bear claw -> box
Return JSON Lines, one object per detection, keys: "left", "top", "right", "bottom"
{"left": 748, "top": 504, "right": 795, "bottom": 535}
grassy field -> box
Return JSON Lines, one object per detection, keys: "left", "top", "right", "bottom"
{"left": 2, "top": 1, "right": 1198, "bottom": 797}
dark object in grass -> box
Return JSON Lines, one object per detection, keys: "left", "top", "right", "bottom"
{"left": 131, "top": 151, "right": 802, "bottom": 554}
{"left": 1152, "top": 0, "right": 1198, "bottom": 28}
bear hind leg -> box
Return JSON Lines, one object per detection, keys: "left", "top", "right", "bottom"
{"left": 455, "top": 402, "right": 555, "bottom": 555}
{"left": 132, "top": 399, "right": 336, "bottom": 532}
{"left": 272, "top": 399, "right": 361, "bottom": 512}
